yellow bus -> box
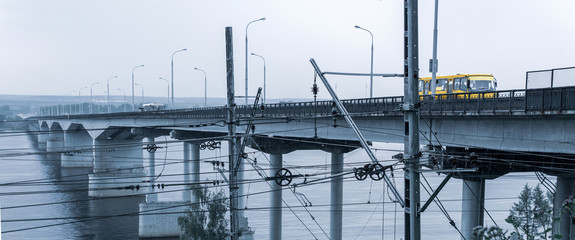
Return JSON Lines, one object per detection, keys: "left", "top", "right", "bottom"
{"left": 419, "top": 74, "right": 497, "bottom": 98}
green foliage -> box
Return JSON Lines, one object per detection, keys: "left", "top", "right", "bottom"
{"left": 472, "top": 226, "right": 511, "bottom": 240}
{"left": 178, "top": 186, "right": 229, "bottom": 240}
{"left": 505, "top": 184, "right": 553, "bottom": 240}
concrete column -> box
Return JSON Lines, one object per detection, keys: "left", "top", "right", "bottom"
{"left": 191, "top": 142, "right": 200, "bottom": 203}
{"left": 553, "top": 177, "right": 574, "bottom": 240}
{"left": 330, "top": 150, "right": 344, "bottom": 240}
{"left": 89, "top": 139, "right": 145, "bottom": 197}
{"left": 183, "top": 142, "right": 192, "bottom": 202}
{"left": 62, "top": 129, "right": 93, "bottom": 168}
{"left": 145, "top": 137, "right": 157, "bottom": 202}
{"left": 461, "top": 178, "right": 485, "bottom": 240}
{"left": 270, "top": 153, "right": 283, "bottom": 240}
{"left": 46, "top": 128, "right": 64, "bottom": 162}
{"left": 37, "top": 125, "right": 49, "bottom": 151}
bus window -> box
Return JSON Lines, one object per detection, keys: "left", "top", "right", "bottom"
{"left": 460, "top": 78, "right": 468, "bottom": 91}
{"left": 419, "top": 80, "right": 424, "bottom": 92}
{"left": 453, "top": 78, "right": 461, "bottom": 91}
{"left": 436, "top": 78, "right": 448, "bottom": 91}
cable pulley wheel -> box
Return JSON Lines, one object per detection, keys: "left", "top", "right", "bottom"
{"left": 275, "top": 168, "right": 293, "bottom": 186}
{"left": 369, "top": 163, "right": 384, "bottom": 181}
{"left": 199, "top": 142, "right": 207, "bottom": 150}
{"left": 146, "top": 144, "right": 157, "bottom": 153}
{"left": 354, "top": 167, "right": 368, "bottom": 181}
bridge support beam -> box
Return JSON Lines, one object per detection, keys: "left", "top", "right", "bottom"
{"left": 330, "top": 149, "right": 344, "bottom": 240}
{"left": 461, "top": 178, "right": 485, "bottom": 240}
{"left": 62, "top": 129, "right": 93, "bottom": 168}
{"left": 270, "top": 153, "right": 283, "bottom": 240}
{"left": 89, "top": 139, "right": 146, "bottom": 197}
{"left": 553, "top": 176, "right": 575, "bottom": 240}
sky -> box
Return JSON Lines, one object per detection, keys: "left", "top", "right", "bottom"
{"left": 0, "top": 0, "right": 574, "bottom": 101}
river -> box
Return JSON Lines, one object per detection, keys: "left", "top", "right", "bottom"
{"left": 0, "top": 130, "right": 550, "bottom": 239}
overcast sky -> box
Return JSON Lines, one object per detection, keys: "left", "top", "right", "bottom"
{"left": 1, "top": 0, "right": 574, "bottom": 101}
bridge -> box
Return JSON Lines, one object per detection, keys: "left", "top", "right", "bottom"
{"left": 27, "top": 85, "right": 575, "bottom": 239}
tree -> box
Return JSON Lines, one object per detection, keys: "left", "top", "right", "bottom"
{"left": 473, "top": 184, "right": 553, "bottom": 240}
{"left": 505, "top": 184, "right": 553, "bottom": 240}
{"left": 178, "top": 186, "right": 229, "bottom": 240}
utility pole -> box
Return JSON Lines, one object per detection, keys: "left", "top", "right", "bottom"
{"left": 225, "top": 26, "right": 241, "bottom": 240}
{"left": 403, "top": 1, "right": 421, "bottom": 240}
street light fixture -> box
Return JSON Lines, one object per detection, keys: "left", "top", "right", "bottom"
{"left": 132, "top": 65, "right": 144, "bottom": 111}
{"left": 245, "top": 17, "right": 266, "bottom": 105}
{"left": 171, "top": 48, "right": 187, "bottom": 107}
{"left": 117, "top": 88, "right": 126, "bottom": 112}
{"left": 135, "top": 82, "right": 144, "bottom": 105}
{"left": 159, "top": 77, "right": 169, "bottom": 106}
{"left": 194, "top": 68, "right": 207, "bottom": 106}
{"left": 250, "top": 53, "right": 266, "bottom": 104}
{"left": 78, "top": 86, "right": 87, "bottom": 114}
{"left": 90, "top": 81, "right": 99, "bottom": 113}
{"left": 355, "top": 25, "right": 374, "bottom": 98}
{"left": 107, "top": 75, "right": 118, "bottom": 113}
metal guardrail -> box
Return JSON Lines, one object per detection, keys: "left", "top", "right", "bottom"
{"left": 32, "top": 86, "right": 575, "bottom": 120}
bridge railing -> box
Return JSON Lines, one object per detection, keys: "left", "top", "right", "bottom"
{"left": 33, "top": 86, "right": 575, "bottom": 120}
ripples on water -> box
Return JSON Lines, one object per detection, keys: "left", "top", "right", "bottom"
{"left": 0, "top": 131, "right": 550, "bottom": 239}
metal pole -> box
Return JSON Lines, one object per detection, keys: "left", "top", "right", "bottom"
{"left": 225, "top": 26, "right": 240, "bottom": 240}
{"left": 136, "top": 83, "right": 144, "bottom": 104}
{"left": 78, "top": 86, "right": 86, "bottom": 114}
{"left": 194, "top": 68, "right": 207, "bottom": 106}
{"left": 245, "top": 17, "right": 266, "bottom": 106}
{"left": 171, "top": 48, "right": 187, "bottom": 108}
{"left": 430, "top": 0, "right": 439, "bottom": 97}
{"left": 355, "top": 25, "right": 374, "bottom": 98}
{"left": 191, "top": 142, "right": 200, "bottom": 203}
{"left": 183, "top": 142, "right": 192, "bottom": 202}
{"left": 107, "top": 76, "right": 117, "bottom": 113}
{"left": 404, "top": 0, "right": 421, "bottom": 239}
{"left": 132, "top": 65, "right": 144, "bottom": 111}
{"left": 251, "top": 53, "right": 266, "bottom": 104}
{"left": 90, "top": 82, "right": 99, "bottom": 114}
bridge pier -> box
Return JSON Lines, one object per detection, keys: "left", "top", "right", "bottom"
{"left": 330, "top": 149, "right": 344, "bottom": 240}
{"left": 46, "top": 126, "right": 64, "bottom": 152}
{"left": 89, "top": 139, "right": 146, "bottom": 197}
{"left": 553, "top": 176, "right": 575, "bottom": 240}
{"left": 269, "top": 153, "right": 283, "bottom": 240}
{"left": 62, "top": 128, "right": 93, "bottom": 168}
{"left": 37, "top": 122, "right": 49, "bottom": 151}
{"left": 461, "top": 178, "right": 485, "bottom": 240}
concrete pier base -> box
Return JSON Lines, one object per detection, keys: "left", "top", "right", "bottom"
{"left": 461, "top": 178, "right": 485, "bottom": 240}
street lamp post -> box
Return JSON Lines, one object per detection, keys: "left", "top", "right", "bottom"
{"left": 159, "top": 77, "right": 169, "bottom": 106}
{"left": 171, "top": 48, "right": 187, "bottom": 108}
{"left": 245, "top": 17, "right": 266, "bottom": 105}
{"left": 117, "top": 88, "right": 126, "bottom": 112}
{"left": 78, "top": 86, "right": 87, "bottom": 114}
{"left": 135, "top": 82, "right": 144, "bottom": 105}
{"left": 68, "top": 90, "right": 77, "bottom": 115}
{"left": 132, "top": 65, "right": 144, "bottom": 111}
{"left": 194, "top": 68, "right": 207, "bottom": 106}
{"left": 107, "top": 76, "right": 118, "bottom": 113}
{"left": 90, "top": 82, "right": 99, "bottom": 113}
{"left": 355, "top": 25, "right": 374, "bottom": 98}
{"left": 250, "top": 53, "right": 266, "bottom": 104}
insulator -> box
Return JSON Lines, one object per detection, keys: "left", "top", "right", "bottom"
{"left": 311, "top": 83, "right": 319, "bottom": 95}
